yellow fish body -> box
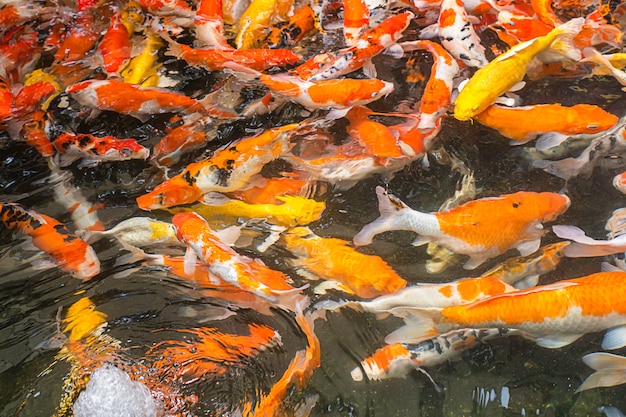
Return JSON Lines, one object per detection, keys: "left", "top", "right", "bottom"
{"left": 120, "top": 31, "right": 163, "bottom": 87}
{"left": 235, "top": 0, "right": 293, "bottom": 49}
{"left": 453, "top": 17, "right": 584, "bottom": 121}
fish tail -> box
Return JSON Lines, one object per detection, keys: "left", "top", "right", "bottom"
{"left": 549, "top": 17, "right": 585, "bottom": 61}
{"left": 276, "top": 288, "right": 310, "bottom": 312}
{"left": 352, "top": 343, "right": 413, "bottom": 381}
{"left": 352, "top": 186, "right": 412, "bottom": 246}
{"left": 553, "top": 225, "right": 626, "bottom": 257}
{"left": 384, "top": 307, "right": 442, "bottom": 345}
{"left": 576, "top": 352, "right": 626, "bottom": 392}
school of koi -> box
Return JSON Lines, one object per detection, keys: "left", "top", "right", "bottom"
{"left": 1, "top": 0, "right": 626, "bottom": 415}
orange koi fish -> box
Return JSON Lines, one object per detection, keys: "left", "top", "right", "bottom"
{"left": 11, "top": 77, "right": 60, "bottom": 117}
{"left": 137, "top": 123, "right": 304, "bottom": 210}
{"left": 172, "top": 212, "right": 305, "bottom": 310}
{"left": 0, "top": 26, "right": 39, "bottom": 81}
{"left": 0, "top": 203, "right": 100, "bottom": 279}
{"left": 148, "top": 324, "right": 281, "bottom": 383}
{"left": 260, "top": 5, "right": 315, "bottom": 49}
{"left": 281, "top": 226, "right": 407, "bottom": 298}
{"left": 492, "top": 11, "right": 553, "bottom": 44}
{"left": 352, "top": 329, "right": 503, "bottom": 381}
{"left": 435, "top": 0, "right": 487, "bottom": 67}
{"left": 386, "top": 271, "right": 626, "bottom": 349}
{"left": 227, "top": 63, "right": 394, "bottom": 110}
{"left": 166, "top": 40, "right": 301, "bottom": 71}
{"left": 18, "top": 110, "right": 54, "bottom": 157}
{"left": 576, "top": 352, "right": 626, "bottom": 392}
{"left": 97, "top": 9, "right": 131, "bottom": 74}
{"left": 0, "top": 75, "right": 13, "bottom": 121}
{"left": 194, "top": 0, "right": 231, "bottom": 48}
{"left": 152, "top": 113, "right": 212, "bottom": 166}
{"left": 345, "top": 105, "right": 406, "bottom": 161}
{"left": 530, "top": 0, "right": 561, "bottom": 27}
{"left": 473, "top": 103, "right": 618, "bottom": 145}
{"left": 228, "top": 177, "right": 319, "bottom": 205}
{"left": 52, "top": 132, "right": 149, "bottom": 167}
{"left": 66, "top": 79, "right": 238, "bottom": 120}
{"left": 353, "top": 186, "right": 570, "bottom": 269}
{"left": 399, "top": 40, "right": 460, "bottom": 130}
{"left": 53, "top": 12, "right": 100, "bottom": 65}
{"left": 343, "top": 0, "right": 369, "bottom": 46}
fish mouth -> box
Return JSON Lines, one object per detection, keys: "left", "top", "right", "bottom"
{"left": 137, "top": 178, "right": 202, "bottom": 210}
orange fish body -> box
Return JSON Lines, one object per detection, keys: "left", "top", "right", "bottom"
{"left": 52, "top": 132, "right": 149, "bottom": 167}
{"left": 19, "top": 110, "right": 54, "bottom": 157}
{"left": 354, "top": 187, "right": 570, "bottom": 269}
{"left": 282, "top": 226, "right": 407, "bottom": 298}
{"left": 0, "top": 75, "right": 14, "bottom": 121}
{"left": 97, "top": 10, "right": 131, "bottom": 74}
{"left": 172, "top": 212, "right": 303, "bottom": 310}
{"left": 474, "top": 104, "right": 619, "bottom": 144}
{"left": 388, "top": 272, "right": 626, "bottom": 349}
{"left": 0, "top": 203, "right": 100, "bottom": 280}
{"left": 152, "top": 114, "right": 211, "bottom": 166}
{"left": 195, "top": 0, "right": 231, "bottom": 48}
{"left": 137, "top": 123, "right": 301, "bottom": 210}
{"left": 260, "top": 5, "right": 315, "bottom": 49}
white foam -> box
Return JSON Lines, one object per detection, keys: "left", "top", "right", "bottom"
{"left": 73, "top": 365, "right": 160, "bottom": 417}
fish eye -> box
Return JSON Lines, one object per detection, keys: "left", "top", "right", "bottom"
{"left": 371, "top": 91, "right": 378, "bottom": 97}
{"left": 120, "top": 147, "right": 132, "bottom": 157}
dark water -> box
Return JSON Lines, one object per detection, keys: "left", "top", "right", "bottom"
{"left": 2, "top": 6, "right": 626, "bottom": 417}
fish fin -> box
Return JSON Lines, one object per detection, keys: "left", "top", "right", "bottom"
{"left": 508, "top": 81, "right": 526, "bottom": 92}
{"left": 535, "top": 333, "right": 583, "bottom": 348}
{"left": 201, "top": 192, "right": 231, "bottom": 205}
{"left": 535, "top": 132, "right": 570, "bottom": 151}
{"left": 352, "top": 186, "right": 408, "bottom": 246}
{"left": 513, "top": 274, "right": 539, "bottom": 290}
{"left": 494, "top": 96, "right": 517, "bottom": 107}
{"left": 52, "top": 152, "right": 78, "bottom": 168}
{"left": 419, "top": 23, "right": 439, "bottom": 39}
{"left": 76, "top": 158, "right": 100, "bottom": 169}
{"left": 549, "top": 17, "right": 585, "bottom": 61}
{"left": 30, "top": 258, "right": 58, "bottom": 271}
{"left": 598, "top": 406, "right": 626, "bottom": 417}
{"left": 326, "top": 107, "right": 352, "bottom": 121}
{"left": 362, "top": 60, "right": 377, "bottom": 78}
{"left": 183, "top": 246, "right": 197, "bottom": 276}
{"left": 602, "top": 325, "right": 626, "bottom": 350}
{"left": 456, "top": 78, "right": 469, "bottom": 93}
{"left": 314, "top": 280, "right": 354, "bottom": 295}
{"left": 214, "top": 225, "right": 243, "bottom": 247}
{"left": 553, "top": 225, "right": 626, "bottom": 257}
{"left": 532, "top": 158, "right": 582, "bottom": 180}
{"left": 601, "top": 261, "right": 624, "bottom": 272}
{"left": 412, "top": 236, "right": 429, "bottom": 247}
{"left": 576, "top": 352, "right": 626, "bottom": 392}
{"left": 384, "top": 307, "right": 441, "bottom": 344}
{"left": 313, "top": 299, "right": 356, "bottom": 312}
{"left": 463, "top": 255, "right": 489, "bottom": 270}
{"left": 552, "top": 224, "right": 594, "bottom": 242}
{"left": 517, "top": 239, "right": 541, "bottom": 256}
{"left": 383, "top": 44, "right": 405, "bottom": 59}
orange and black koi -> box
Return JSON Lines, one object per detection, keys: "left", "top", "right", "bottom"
{"left": 52, "top": 132, "right": 150, "bottom": 167}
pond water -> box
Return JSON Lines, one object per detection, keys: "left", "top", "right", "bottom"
{"left": 1, "top": 2, "right": 626, "bottom": 417}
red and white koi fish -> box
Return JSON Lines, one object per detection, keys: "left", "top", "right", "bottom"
{"left": 576, "top": 352, "right": 626, "bottom": 392}
{"left": 138, "top": 122, "right": 320, "bottom": 210}
{"left": 18, "top": 110, "right": 54, "bottom": 157}
{"left": 66, "top": 79, "right": 238, "bottom": 120}
{"left": 97, "top": 9, "right": 131, "bottom": 75}
{"left": 398, "top": 40, "right": 460, "bottom": 130}
{"left": 172, "top": 212, "right": 305, "bottom": 310}
{"left": 194, "top": 0, "right": 232, "bottom": 48}
{"left": 52, "top": 132, "right": 149, "bottom": 167}
{"left": 0, "top": 203, "right": 100, "bottom": 280}
{"left": 473, "top": 103, "right": 618, "bottom": 146}
{"left": 386, "top": 271, "right": 626, "bottom": 349}
{"left": 152, "top": 114, "right": 212, "bottom": 166}
{"left": 166, "top": 40, "right": 301, "bottom": 71}
{"left": 552, "top": 225, "right": 626, "bottom": 258}
{"left": 343, "top": 0, "right": 369, "bottom": 46}
{"left": 295, "top": 11, "right": 414, "bottom": 81}
{"left": 434, "top": 0, "right": 487, "bottom": 67}
{"left": 281, "top": 226, "right": 407, "bottom": 298}
{"left": 352, "top": 329, "right": 503, "bottom": 381}
{"left": 0, "top": 26, "right": 40, "bottom": 81}
{"left": 353, "top": 186, "right": 570, "bottom": 269}
{"left": 227, "top": 62, "right": 394, "bottom": 110}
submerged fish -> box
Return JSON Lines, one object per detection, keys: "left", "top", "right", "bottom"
{"left": 52, "top": 132, "right": 149, "bottom": 167}
{"left": 353, "top": 186, "right": 570, "bottom": 269}
{"left": 577, "top": 352, "right": 626, "bottom": 392}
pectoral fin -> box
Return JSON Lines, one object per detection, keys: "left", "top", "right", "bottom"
{"left": 602, "top": 325, "right": 626, "bottom": 350}
{"left": 535, "top": 333, "right": 583, "bottom": 348}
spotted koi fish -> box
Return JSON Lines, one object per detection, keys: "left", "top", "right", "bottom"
{"left": 0, "top": 203, "right": 100, "bottom": 280}
{"left": 172, "top": 212, "right": 305, "bottom": 310}
{"left": 386, "top": 271, "right": 626, "bottom": 349}
{"left": 260, "top": 5, "right": 315, "bottom": 49}
{"left": 435, "top": 0, "right": 487, "bottom": 67}
{"left": 353, "top": 186, "right": 570, "bottom": 269}
{"left": 194, "top": 0, "right": 231, "bottom": 48}
{"left": 137, "top": 123, "right": 306, "bottom": 210}
{"left": 52, "top": 132, "right": 149, "bottom": 167}
{"left": 281, "top": 226, "right": 407, "bottom": 298}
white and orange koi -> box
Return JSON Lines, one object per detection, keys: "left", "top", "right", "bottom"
{"left": 66, "top": 79, "right": 237, "bottom": 120}
{"left": 552, "top": 224, "right": 626, "bottom": 258}
{"left": 281, "top": 226, "right": 407, "bottom": 298}
{"left": 343, "top": 0, "right": 369, "bottom": 46}
{"left": 194, "top": 0, "right": 231, "bottom": 48}
{"left": 52, "top": 132, "right": 149, "bottom": 167}
{"left": 386, "top": 271, "right": 626, "bottom": 349}
{"left": 399, "top": 40, "right": 459, "bottom": 130}
{"left": 434, "top": 0, "right": 487, "bottom": 67}
{"left": 352, "top": 329, "right": 503, "bottom": 381}
{"left": 453, "top": 17, "right": 584, "bottom": 121}
{"left": 0, "top": 203, "right": 100, "bottom": 280}
{"left": 473, "top": 103, "right": 618, "bottom": 145}
{"left": 137, "top": 123, "right": 305, "bottom": 210}
{"left": 577, "top": 352, "right": 626, "bottom": 392}
{"left": 97, "top": 9, "right": 131, "bottom": 75}
{"left": 353, "top": 186, "right": 570, "bottom": 269}
{"left": 172, "top": 212, "right": 305, "bottom": 310}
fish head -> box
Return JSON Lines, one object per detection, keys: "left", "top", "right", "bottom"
{"left": 516, "top": 192, "right": 570, "bottom": 222}
{"left": 453, "top": 90, "right": 491, "bottom": 121}
{"left": 136, "top": 176, "right": 203, "bottom": 210}
{"left": 61, "top": 244, "right": 100, "bottom": 281}
{"left": 540, "top": 192, "right": 571, "bottom": 222}
{"left": 171, "top": 212, "right": 207, "bottom": 242}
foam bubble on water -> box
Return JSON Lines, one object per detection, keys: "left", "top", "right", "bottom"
{"left": 73, "top": 365, "right": 160, "bottom": 417}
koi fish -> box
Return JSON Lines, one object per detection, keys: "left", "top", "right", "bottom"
{"left": 66, "top": 79, "right": 237, "bottom": 120}
{"left": 119, "top": 31, "right": 163, "bottom": 87}
{"left": 228, "top": 176, "right": 319, "bottom": 205}
{"left": 353, "top": 187, "right": 570, "bottom": 269}
{"left": 0, "top": 203, "right": 100, "bottom": 279}
{"left": 435, "top": 0, "right": 487, "bottom": 67}
{"left": 171, "top": 193, "right": 326, "bottom": 227}
{"left": 576, "top": 352, "right": 626, "bottom": 392}
{"left": 52, "top": 132, "right": 149, "bottom": 167}
{"left": 152, "top": 114, "right": 212, "bottom": 166}
{"left": 581, "top": 47, "right": 626, "bottom": 91}
{"left": 13, "top": 69, "right": 62, "bottom": 114}
{"left": 88, "top": 217, "right": 180, "bottom": 248}
{"left": 194, "top": 0, "right": 232, "bottom": 48}
{"left": 552, "top": 225, "right": 626, "bottom": 258}
{"left": 227, "top": 62, "right": 394, "bottom": 110}
{"left": 97, "top": 9, "right": 131, "bottom": 74}
{"left": 137, "top": 123, "right": 305, "bottom": 210}
{"left": 148, "top": 324, "right": 281, "bottom": 382}
{"left": 453, "top": 17, "right": 584, "bottom": 121}
{"left": 281, "top": 226, "right": 407, "bottom": 298}
{"left": 172, "top": 212, "right": 305, "bottom": 310}
{"left": 473, "top": 103, "right": 618, "bottom": 145}
{"left": 343, "top": 0, "right": 369, "bottom": 46}
{"left": 0, "top": 26, "right": 40, "bottom": 81}
{"left": 235, "top": 0, "right": 292, "bottom": 49}
{"left": 18, "top": 110, "right": 54, "bottom": 157}
{"left": 352, "top": 329, "right": 503, "bottom": 381}
{"left": 62, "top": 297, "right": 108, "bottom": 342}
{"left": 260, "top": 5, "right": 315, "bottom": 49}
{"left": 344, "top": 105, "right": 406, "bottom": 161}
{"left": 385, "top": 271, "right": 626, "bottom": 349}
{"left": 166, "top": 40, "right": 301, "bottom": 71}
